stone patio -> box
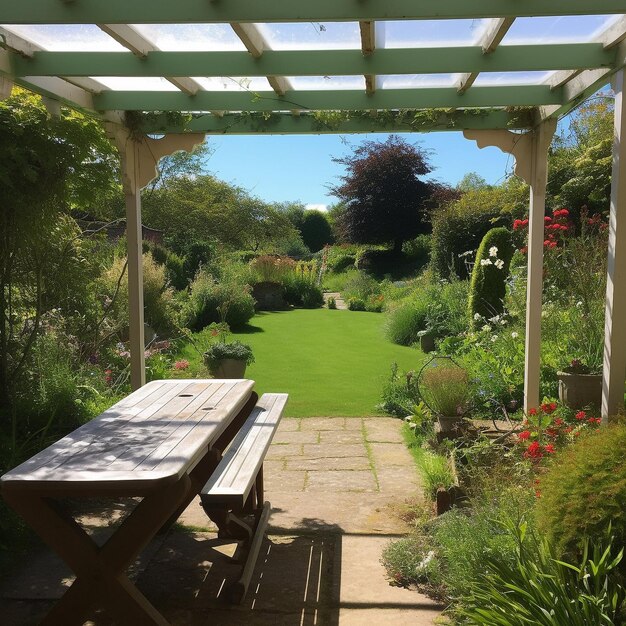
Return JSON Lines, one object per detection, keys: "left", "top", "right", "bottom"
{"left": 0, "top": 417, "right": 443, "bottom": 625}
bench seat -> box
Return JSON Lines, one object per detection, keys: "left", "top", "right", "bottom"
{"left": 201, "top": 392, "right": 288, "bottom": 508}
{"left": 200, "top": 392, "right": 288, "bottom": 604}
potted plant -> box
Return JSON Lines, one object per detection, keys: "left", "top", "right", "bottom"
{"left": 417, "top": 329, "right": 436, "bottom": 353}
{"left": 557, "top": 359, "right": 602, "bottom": 409}
{"left": 417, "top": 357, "right": 470, "bottom": 433}
{"left": 202, "top": 321, "right": 255, "bottom": 379}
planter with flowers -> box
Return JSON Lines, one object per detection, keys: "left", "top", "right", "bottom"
{"left": 557, "top": 359, "right": 602, "bottom": 410}
{"left": 202, "top": 321, "right": 255, "bottom": 379}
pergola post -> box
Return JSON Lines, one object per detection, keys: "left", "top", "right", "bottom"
{"left": 464, "top": 119, "right": 556, "bottom": 413}
{"left": 107, "top": 125, "right": 205, "bottom": 389}
{"left": 524, "top": 121, "right": 556, "bottom": 413}
{"left": 602, "top": 67, "right": 626, "bottom": 421}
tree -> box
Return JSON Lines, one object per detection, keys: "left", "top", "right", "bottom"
{"left": 330, "top": 135, "right": 435, "bottom": 253}
{"left": 457, "top": 172, "right": 490, "bottom": 193}
{"left": 299, "top": 211, "right": 333, "bottom": 252}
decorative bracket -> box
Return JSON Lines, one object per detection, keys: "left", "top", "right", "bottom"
{"left": 105, "top": 123, "right": 206, "bottom": 193}
{"left": 463, "top": 118, "right": 556, "bottom": 185}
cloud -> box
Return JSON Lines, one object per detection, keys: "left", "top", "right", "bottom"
{"left": 305, "top": 204, "right": 328, "bottom": 212}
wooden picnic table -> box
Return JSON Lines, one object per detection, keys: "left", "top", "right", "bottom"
{"left": 0, "top": 378, "right": 259, "bottom": 626}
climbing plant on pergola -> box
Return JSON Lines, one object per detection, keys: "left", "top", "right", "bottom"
{"left": 1, "top": 2, "right": 625, "bottom": 419}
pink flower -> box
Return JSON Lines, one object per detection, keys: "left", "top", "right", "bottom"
{"left": 174, "top": 360, "right": 190, "bottom": 371}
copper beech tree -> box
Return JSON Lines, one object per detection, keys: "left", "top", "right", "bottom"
{"left": 331, "top": 135, "right": 443, "bottom": 253}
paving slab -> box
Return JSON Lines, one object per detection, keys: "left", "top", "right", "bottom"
{"left": 275, "top": 417, "right": 301, "bottom": 432}
{"left": 369, "top": 442, "right": 414, "bottom": 467}
{"left": 303, "top": 443, "right": 368, "bottom": 458}
{"left": 285, "top": 456, "right": 370, "bottom": 471}
{"left": 272, "top": 430, "right": 319, "bottom": 445}
{"left": 319, "top": 429, "right": 364, "bottom": 444}
{"left": 306, "top": 470, "right": 378, "bottom": 493}
{"left": 301, "top": 417, "right": 347, "bottom": 431}
{"left": 265, "top": 443, "right": 303, "bottom": 459}
{"left": 364, "top": 417, "right": 406, "bottom": 443}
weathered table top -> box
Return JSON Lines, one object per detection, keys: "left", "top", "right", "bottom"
{"left": 0, "top": 379, "right": 255, "bottom": 495}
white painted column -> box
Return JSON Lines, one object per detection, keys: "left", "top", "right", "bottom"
{"left": 602, "top": 67, "right": 626, "bottom": 421}
{"left": 107, "top": 125, "right": 206, "bottom": 389}
{"left": 464, "top": 120, "right": 556, "bottom": 413}
{"left": 523, "top": 122, "right": 554, "bottom": 413}
{"left": 120, "top": 141, "right": 146, "bottom": 390}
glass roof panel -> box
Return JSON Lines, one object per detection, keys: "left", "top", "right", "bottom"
{"left": 379, "top": 19, "right": 490, "bottom": 48}
{"left": 288, "top": 76, "right": 365, "bottom": 90}
{"left": 192, "top": 77, "right": 272, "bottom": 91}
{"left": 473, "top": 71, "right": 552, "bottom": 86}
{"left": 131, "top": 24, "right": 247, "bottom": 51}
{"left": 2, "top": 24, "right": 126, "bottom": 51}
{"left": 378, "top": 74, "right": 457, "bottom": 88}
{"left": 93, "top": 77, "right": 180, "bottom": 91}
{"left": 500, "top": 15, "right": 621, "bottom": 44}
{"left": 257, "top": 22, "right": 361, "bottom": 50}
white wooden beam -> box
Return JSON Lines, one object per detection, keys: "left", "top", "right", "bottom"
{"left": 360, "top": 20, "right": 377, "bottom": 95}
{"left": 98, "top": 24, "right": 204, "bottom": 97}
{"left": 602, "top": 67, "right": 626, "bottom": 421}
{"left": 0, "top": 26, "right": 102, "bottom": 104}
{"left": 229, "top": 23, "right": 293, "bottom": 98}
{"left": 464, "top": 119, "right": 556, "bottom": 413}
{"left": 457, "top": 17, "right": 515, "bottom": 94}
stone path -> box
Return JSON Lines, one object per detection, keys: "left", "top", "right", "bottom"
{"left": 323, "top": 292, "right": 348, "bottom": 310}
{"left": 0, "top": 417, "right": 443, "bottom": 625}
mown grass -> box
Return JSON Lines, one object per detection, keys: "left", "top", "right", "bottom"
{"left": 177, "top": 309, "right": 425, "bottom": 417}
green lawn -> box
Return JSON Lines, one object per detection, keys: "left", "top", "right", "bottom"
{"left": 179, "top": 309, "right": 425, "bottom": 417}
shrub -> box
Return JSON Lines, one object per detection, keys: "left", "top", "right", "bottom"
{"left": 340, "top": 271, "right": 380, "bottom": 300}
{"left": 182, "top": 271, "right": 256, "bottom": 331}
{"left": 250, "top": 255, "right": 295, "bottom": 283}
{"left": 347, "top": 297, "right": 366, "bottom": 311}
{"left": 420, "top": 364, "right": 470, "bottom": 417}
{"left": 164, "top": 251, "right": 187, "bottom": 290}
{"left": 327, "top": 297, "right": 337, "bottom": 309}
{"left": 385, "top": 301, "right": 428, "bottom": 345}
{"left": 402, "top": 234, "right": 432, "bottom": 268}
{"left": 535, "top": 423, "right": 626, "bottom": 560}
{"left": 468, "top": 227, "right": 515, "bottom": 329}
{"left": 282, "top": 276, "right": 324, "bottom": 308}
{"left": 203, "top": 341, "right": 255, "bottom": 370}
{"left": 378, "top": 364, "right": 420, "bottom": 417}
{"left": 329, "top": 254, "right": 356, "bottom": 272}
{"left": 365, "top": 294, "right": 385, "bottom": 313}
{"left": 413, "top": 448, "right": 454, "bottom": 499}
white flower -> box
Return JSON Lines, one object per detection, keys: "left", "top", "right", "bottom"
{"left": 576, "top": 301, "right": 583, "bottom": 307}
{"left": 488, "top": 315, "right": 500, "bottom": 323}
{"left": 480, "top": 258, "right": 492, "bottom": 266}
{"left": 491, "top": 335, "right": 498, "bottom": 342}
{"left": 511, "top": 331, "right": 519, "bottom": 338}
{"left": 500, "top": 319, "right": 507, "bottom": 325}
{"left": 482, "top": 324, "right": 491, "bottom": 332}
{"left": 489, "top": 246, "right": 498, "bottom": 257}
{"left": 473, "top": 313, "right": 482, "bottom": 321}
{"left": 494, "top": 259, "right": 505, "bottom": 270}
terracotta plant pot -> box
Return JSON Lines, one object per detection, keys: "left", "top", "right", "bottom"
{"left": 557, "top": 371, "right": 602, "bottom": 409}
{"left": 211, "top": 359, "right": 247, "bottom": 379}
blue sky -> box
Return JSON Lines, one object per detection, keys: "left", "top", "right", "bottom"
{"left": 204, "top": 132, "right": 517, "bottom": 210}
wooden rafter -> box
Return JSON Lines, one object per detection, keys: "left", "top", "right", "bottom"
{"left": 359, "top": 21, "right": 376, "bottom": 95}
{"left": 457, "top": 17, "right": 515, "bottom": 94}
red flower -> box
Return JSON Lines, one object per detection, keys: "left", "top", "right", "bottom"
{"left": 513, "top": 219, "right": 523, "bottom": 230}
{"left": 544, "top": 216, "right": 552, "bottom": 223}
{"left": 544, "top": 444, "right": 556, "bottom": 454}
{"left": 554, "top": 418, "right": 564, "bottom": 426}
{"left": 575, "top": 411, "right": 586, "bottom": 420}
{"left": 549, "top": 241, "right": 557, "bottom": 248}
{"left": 541, "top": 402, "right": 557, "bottom": 415}
{"left": 535, "top": 490, "right": 541, "bottom": 498}
{"left": 544, "top": 240, "right": 552, "bottom": 247}
{"left": 520, "top": 246, "right": 528, "bottom": 254}
{"left": 524, "top": 441, "right": 543, "bottom": 459}
{"left": 518, "top": 430, "right": 531, "bottom": 440}
{"left": 528, "top": 408, "right": 538, "bottom": 416}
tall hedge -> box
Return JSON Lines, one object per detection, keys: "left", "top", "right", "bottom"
{"left": 468, "top": 227, "right": 514, "bottom": 328}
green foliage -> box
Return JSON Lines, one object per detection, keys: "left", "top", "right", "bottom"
{"left": 412, "top": 447, "right": 454, "bottom": 499}
{"left": 327, "top": 297, "right": 337, "bottom": 309}
{"left": 342, "top": 271, "right": 380, "bottom": 300}
{"left": 535, "top": 423, "right": 626, "bottom": 560}
{"left": 347, "top": 297, "right": 366, "bottom": 311}
{"left": 430, "top": 178, "right": 525, "bottom": 279}
{"left": 378, "top": 364, "right": 420, "bottom": 417}
{"left": 385, "top": 301, "right": 429, "bottom": 346}
{"left": 402, "top": 234, "right": 432, "bottom": 269}
{"left": 182, "top": 270, "right": 256, "bottom": 331}
{"left": 468, "top": 228, "right": 515, "bottom": 329}
{"left": 164, "top": 252, "right": 187, "bottom": 290}
{"left": 250, "top": 255, "right": 295, "bottom": 283}
{"left": 299, "top": 210, "right": 333, "bottom": 252}
{"left": 460, "top": 521, "right": 626, "bottom": 626}
{"left": 282, "top": 276, "right": 324, "bottom": 309}
{"left": 328, "top": 253, "right": 356, "bottom": 273}
{"left": 420, "top": 364, "right": 470, "bottom": 417}
{"left": 203, "top": 341, "right": 255, "bottom": 369}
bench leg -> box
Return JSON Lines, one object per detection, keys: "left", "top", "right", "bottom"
{"left": 225, "top": 501, "right": 271, "bottom": 605}
{"left": 3, "top": 476, "right": 191, "bottom": 626}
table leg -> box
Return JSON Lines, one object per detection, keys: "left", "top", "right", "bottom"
{"left": 3, "top": 475, "right": 191, "bottom": 626}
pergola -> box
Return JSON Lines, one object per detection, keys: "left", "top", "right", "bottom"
{"left": 1, "top": 2, "right": 626, "bottom": 420}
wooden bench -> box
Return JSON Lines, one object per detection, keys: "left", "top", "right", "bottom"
{"left": 200, "top": 392, "right": 288, "bottom": 604}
